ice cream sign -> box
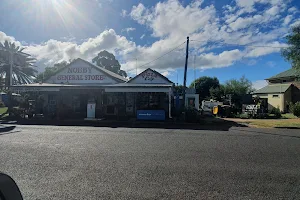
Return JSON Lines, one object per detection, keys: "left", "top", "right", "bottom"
{"left": 141, "top": 71, "right": 158, "bottom": 81}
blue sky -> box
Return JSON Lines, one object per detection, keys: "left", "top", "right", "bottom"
{"left": 0, "top": 0, "right": 300, "bottom": 89}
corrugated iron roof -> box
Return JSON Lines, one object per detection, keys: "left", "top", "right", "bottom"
{"left": 253, "top": 84, "right": 291, "bottom": 94}
{"left": 267, "top": 68, "right": 300, "bottom": 80}
{"left": 105, "top": 83, "right": 173, "bottom": 87}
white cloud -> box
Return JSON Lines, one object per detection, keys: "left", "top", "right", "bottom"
{"left": 94, "top": 0, "right": 102, "bottom": 8}
{"left": 121, "top": 9, "right": 127, "bottom": 17}
{"left": 252, "top": 80, "right": 268, "bottom": 90}
{"left": 290, "top": 20, "right": 300, "bottom": 27}
{"left": 245, "top": 42, "right": 287, "bottom": 58}
{"left": 288, "top": 6, "right": 297, "bottom": 13}
{"left": 267, "top": 61, "right": 276, "bottom": 68}
{"left": 130, "top": 3, "right": 151, "bottom": 24}
{"left": 228, "top": 15, "right": 263, "bottom": 31}
{"left": 266, "top": 5, "right": 281, "bottom": 16}
{"left": 283, "top": 15, "right": 293, "bottom": 26}
{"left": 121, "top": 27, "right": 136, "bottom": 33}
{"left": 161, "top": 71, "right": 170, "bottom": 77}
{"left": 0, "top": 0, "right": 297, "bottom": 76}
{"left": 24, "top": 29, "right": 136, "bottom": 72}
{"left": 0, "top": 31, "right": 21, "bottom": 46}
{"left": 140, "top": 34, "right": 145, "bottom": 40}
{"left": 130, "top": 0, "right": 216, "bottom": 38}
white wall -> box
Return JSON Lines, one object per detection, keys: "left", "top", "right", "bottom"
{"left": 185, "top": 94, "right": 200, "bottom": 110}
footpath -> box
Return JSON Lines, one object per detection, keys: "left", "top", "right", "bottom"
{"left": 0, "top": 117, "right": 245, "bottom": 131}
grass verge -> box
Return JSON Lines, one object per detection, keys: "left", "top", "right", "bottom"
{"left": 0, "top": 107, "right": 8, "bottom": 115}
{"left": 226, "top": 118, "right": 300, "bottom": 128}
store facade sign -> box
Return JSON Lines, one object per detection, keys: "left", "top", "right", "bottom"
{"left": 46, "top": 59, "right": 117, "bottom": 84}
{"left": 129, "top": 69, "right": 171, "bottom": 84}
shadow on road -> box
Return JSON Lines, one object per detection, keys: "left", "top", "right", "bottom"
{"left": 275, "top": 127, "right": 300, "bottom": 130}
{"left": 233, "top": 128, "right": 300, "bottom": 139}
{"left": 0, "top": 126, "right": 16, "bottom": 135}
{"left": 1, "top": 118, "right": 247, "bottom": 131}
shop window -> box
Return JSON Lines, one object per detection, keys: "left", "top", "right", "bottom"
{"left": 137, "top": 93, "right": 162, "bottom": 110}
{"left": 272, "top": 95, "right": 279, "bottom": 98}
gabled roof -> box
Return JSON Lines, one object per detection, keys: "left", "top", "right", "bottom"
{"left": 267, "top": 68, "right": 300, "bottom": 80}
{"left": 45, "top": 58, "right": 127, "bottom": 83}
{"left": 127, "top": 68, "right": 173, "bottom": 84}
{"left": 253, "top": 83, "right": 291, "bottom": 94}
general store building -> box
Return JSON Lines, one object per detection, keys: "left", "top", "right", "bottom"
{"left": 12, "top": 58, "right": 174, "bottom": 120}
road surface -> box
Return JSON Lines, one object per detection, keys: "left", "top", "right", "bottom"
{"left": 0, "top": 125, "right": 300, "bottom": 199}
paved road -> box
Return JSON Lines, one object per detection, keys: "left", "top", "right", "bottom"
{"left": 0, "top": 125, "right": 300, "bottom": 199}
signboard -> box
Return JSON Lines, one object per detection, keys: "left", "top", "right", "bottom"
{"left": 87, "top": 103, "right": 96, "bottom": 118}
{"left": 46, "top": 59, "right": 117, "bottom": 84}
{"left": 129, "top": 69, "right": 171, "bottom": 84}
{"left": 137, "top": 110, "right": 165, "bottom": 121}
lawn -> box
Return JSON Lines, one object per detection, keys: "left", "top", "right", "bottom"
{"left": 0, "top": 107, "right": 8, "bottom": 115}
{"left": 226, "top": 118, "right": 300, "bottom": 128}
{"left": 282, "top": 113, "right": 299, "bottom": 119}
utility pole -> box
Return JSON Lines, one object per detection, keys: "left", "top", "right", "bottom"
{"left": 9, "top": 51, "right": 13, "bottom": 88}
{"left": 193, "top": 55, "right": 196, "bottom": 89}
{"left": 183, "top": 36, "right": 189, "bottom": 108}
{"left": 136, "top": 58, "right": 138, "bottom": 76}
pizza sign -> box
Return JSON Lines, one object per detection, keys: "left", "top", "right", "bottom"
{"left": 141, "top": 72, "right": 158, "bottom": 81}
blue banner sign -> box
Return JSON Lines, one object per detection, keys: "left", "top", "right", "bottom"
{"left": 137, "top": 110, "right": 165, "bottom": 121}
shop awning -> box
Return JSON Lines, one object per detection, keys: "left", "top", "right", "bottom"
{"left": 104, "top": 83, "right": 173, "bottom": 93}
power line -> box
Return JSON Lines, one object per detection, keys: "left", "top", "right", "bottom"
{"left": 126, "top": 41, "right": 186, "bottom": 72}
{"left": 190, "top": 39, "right": 287, "bottom": 49}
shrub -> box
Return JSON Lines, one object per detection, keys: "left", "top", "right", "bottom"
{"left": 239, "top": 113, "right": 249, "bottom": 119}
{"left": 288, "top": 102, "right": 295, "bottom": 113}
{"left": 185, "top": 107, "right": 202, "bottom": 123}
{"left": 270, "top": 107, "right": 281, "bottom": 118}
{"left": 293, "top": 102, "right": 300, "bottom": 117}
{"left": 0, "top": 101, "right": 5, "bottom": 107}
{"left": 255, "top": 113, "right": 267, "bottom": 119}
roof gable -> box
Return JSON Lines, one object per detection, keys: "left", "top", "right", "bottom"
{"left": 45, "top": 58, "right": 127, "bottom": 85}
{"left": 127, "top": 68, "right": 173, "bottom": 84}
{"left": 267, "top": 68, "right": 300, "bottom": 80}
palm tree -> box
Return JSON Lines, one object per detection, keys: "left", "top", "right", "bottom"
{"left": 0, "top": 40, "right": 37, "bottom": 88}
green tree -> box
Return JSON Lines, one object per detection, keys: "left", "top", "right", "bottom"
{"left": 92, "top": 50, "right": 127, "bottom": 77}
{"left": 35, "top": 61, "right": 69, "bottom": 83}
{"left": 223, "top": 76, "right": 253, "bottom": 107}
{"left": 174, "top": 85, "right": 185, "bottom": 95}
{"left": 282, "top": 25, "right": 300, "bottom": 69}
{"left": 0, "top": 40, "right": 37, "bottom": 88}
{"left": 209, "top": 85, "right": 224, "bottom": 101}
{"left": 190, "top": 76, "right": 220, "bottom": 101}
